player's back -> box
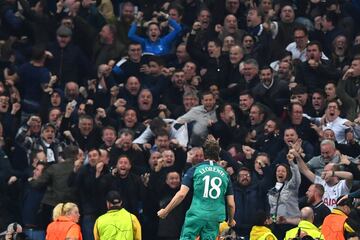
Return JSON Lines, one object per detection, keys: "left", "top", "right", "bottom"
{"left": 188, "top": 160, "right": 231, "bottom": 221}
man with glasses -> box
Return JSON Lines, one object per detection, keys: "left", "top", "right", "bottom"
{"left": 233, "top": 167, "right": 268, "bottom": 238}
{"left": 286, "top": 25, "right": 328, "bottom": 62}
{"left": 112, "top": 42, "right": 146, "bottom": 83}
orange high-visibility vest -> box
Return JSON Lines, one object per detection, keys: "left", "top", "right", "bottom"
{"left": 321, "top": 213, "right": 347, "bottom": 240}
{"left": 46, "top": 216, "right": 77, "bottom": 240}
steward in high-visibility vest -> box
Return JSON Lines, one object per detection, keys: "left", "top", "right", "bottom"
{"left": 284, "top": 207, "right": 324, "bottom": 240}
{"left": 93, "top": 191, "right": 141, "bottom": 240}
{"left": 249, "top": 210, "right": 278, "bottom": 240}
{"left": 321, "top": 196, "right": 358, "bottom": 240}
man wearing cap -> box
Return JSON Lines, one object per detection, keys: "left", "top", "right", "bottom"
{"left": 16, "top": 116, "right": 63, "bottom": 165}
{"left": 93, "top": 190, "right": 141, "bottom": 240}
{"left": 46, "top": 25, "right": 94, "bottom": 88}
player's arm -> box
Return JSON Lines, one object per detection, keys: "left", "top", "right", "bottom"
{"left": 226, "top": 194, "right": 236, "bottom": 227}
{"left": 157, "top": 184, "right": 189, "bottom": 219}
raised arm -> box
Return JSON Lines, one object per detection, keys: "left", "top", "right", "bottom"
{"left": 128, "top": 23, "right": 146, "bottom": 45}
{"left": 333, "top": 170, "right": 353, "bottom": 189}
{"left": 162, "top": 18, "right": 182, "bottom": 43}
{"left": 287, "top": 159, "right": 301, "bottom": 190}
{"left": 289, "top": 149, "right": 316, "bottom": 183}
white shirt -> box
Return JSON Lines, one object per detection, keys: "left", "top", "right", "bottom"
{"left": 286, "top": 41, "right": 328, "bottom": 62}
{"left": 314, "top": 176, "right": 350, "bottom": 210}
{"left": 43, "top": 141, "right": 55, "bottom": 163}
{"left": 319, "top": 116, "right": 349, "bottom": 143}
{"left": 133, "top": 119, "right": 188, "bottom": 147}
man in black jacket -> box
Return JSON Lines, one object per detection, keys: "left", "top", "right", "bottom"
{"left": 233, "top": 167, "right": 268, "bottom": 238}
{"left": 295, "top": 41, "right": 340, "bottom": 93}
{"left": 97, "top": 155, "right": 145, "bottom": 216}
{"left": 46, "top": 25, "right": 94, "bottom": 88}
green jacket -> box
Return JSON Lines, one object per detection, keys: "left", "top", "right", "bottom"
{"left": 30, "top": 160, "right": 76, "bottom": 206}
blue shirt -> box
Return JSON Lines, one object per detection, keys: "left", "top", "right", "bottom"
{"left": 128, "top": 19, "right": 181, "bottom": 55}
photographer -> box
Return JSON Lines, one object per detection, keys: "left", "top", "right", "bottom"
{"left": 128, "top": 11, "right": 182, "bottom": 55}
{"left": 0, "top": 223, "right": 27, "bottom": 240}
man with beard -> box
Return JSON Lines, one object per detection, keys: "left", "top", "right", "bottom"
{"left": 305, "top": 184, "right": 331, "bottom": 227}
{"left": 337, "top": 56, "right": 360, "bottom": 120}
{"left": 116, "top": 2, "right": 136, "bottom": 48}
{"left": 162, "top": 70, "right": 187, "bottom": 113}
{"left": 209, "top": 103, "right": 246, "bottom": 149}
{"left": 252, "top": 66, "right": 289, "bottom": 113}
{"left": 276, "top": 60, "right": 295, "bottom": 85}
{"left": 93, "top": 24, "right": 126, "bottom": 67}
{"left": 254, "top": 119, "right": 282, "bottom": 161}
{"left": 233, "top": 167, "right": 268, "bottom": 238}
{"left": 97, "top": 155, "right": 145, "bottom": 216}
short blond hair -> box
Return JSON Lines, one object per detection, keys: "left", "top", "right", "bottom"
{"left": 52, "top": 202, "right": 78, "bottom": 220}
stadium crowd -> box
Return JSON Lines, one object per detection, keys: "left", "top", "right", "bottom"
{"left": 0, "top": 0, "right": 360, "bottom": 239}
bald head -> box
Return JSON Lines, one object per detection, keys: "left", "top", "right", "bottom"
{"left": 300, "top": 207, "right": 314, "bottom": 222}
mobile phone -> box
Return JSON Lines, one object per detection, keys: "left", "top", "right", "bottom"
{"left": 70, "top": 100, "right": 77, "bottom": 108}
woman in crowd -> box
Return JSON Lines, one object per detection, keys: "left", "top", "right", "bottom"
{"left": 46, "top": 202, "right": 82, "bottom": 240}
{"left": 268, "top": 153, "right": 301, "bottom": 239}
